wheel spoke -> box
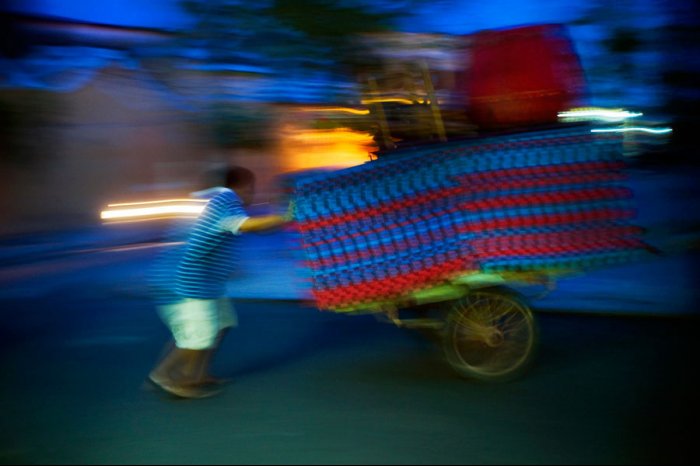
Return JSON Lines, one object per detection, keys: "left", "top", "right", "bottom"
{"left": 444, "top": 291, "right": 537, "bottom": 380}
{"left": 490, "top": 303, "right": 518, "bottom": 327}
{"left": 499, "top": 312, "right": 528, "bottom": 334}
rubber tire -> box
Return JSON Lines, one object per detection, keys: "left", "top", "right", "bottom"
{"left": 442, "top": 287, "right": 539, "bottom": 383}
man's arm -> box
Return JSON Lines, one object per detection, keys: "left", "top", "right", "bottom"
{"left": 238, "top": 214, "right": 287, "bottom": 233}
{"left": 225, "top": 200, "right": 294, "bottom": 234}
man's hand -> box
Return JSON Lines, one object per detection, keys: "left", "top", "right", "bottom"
{"left": 237, "top": 199, "right": 295, "bottom": 233}
{"left": 238, "top": 214, "right": 287, "bottom": 233}
{"left": 284, "top": 200, "right": 296, "bottom": 223}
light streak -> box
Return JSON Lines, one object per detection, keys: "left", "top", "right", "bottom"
{"left": 361, "top": 97, "right": 427, "bottom": 105}
{"left": 591, "top": 127, "right": 673, "bottom": 134}
{"left": 100, "top": 199, "right": 208, "bottom": 221}
{"left": 558, "top": 107, "right": 643, "bottom": 122}
{"left": 299, "top": 107, "right": 370, "bottom": 115}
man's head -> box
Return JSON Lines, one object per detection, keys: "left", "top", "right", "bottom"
{"left": 225, "top": 166, "right": 256, "bottom": 205}
{"left": 197, "top": 166, "right": 227, "bottom": 191}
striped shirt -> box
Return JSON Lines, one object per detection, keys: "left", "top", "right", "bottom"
{"left": 174, "top": 189, "right": 249, "bottom": 299}
{"left": 147, "top": 188, "right": 221, "bottom": 306}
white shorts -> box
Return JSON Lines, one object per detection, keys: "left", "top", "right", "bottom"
{"left": 157, "top": 298, "right": 238, "bottom": 350}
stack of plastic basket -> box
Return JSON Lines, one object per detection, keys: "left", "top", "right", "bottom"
{"left": 294, "top": 125, "right": 649, "bottom": 312}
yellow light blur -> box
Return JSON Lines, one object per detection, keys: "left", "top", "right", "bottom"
{"left": 286, "top": 128, "right": 374, "bottom": 144}
{"left": 100, "top": 199, "right": 207, "bottom": 221}
{"left": 361, "top": 97, "right": 427, "bottom": 105}
{"left": 280, "top": 127, "right": 376, "bottom": 172}
{"left": 105, "top": 199, "right": 207, "bottom": 207}
{"left": 299, "top": 106, "right": 370, "bottom": 115}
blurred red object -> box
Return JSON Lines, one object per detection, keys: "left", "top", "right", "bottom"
{"left": 462, "top": 24, "right": 587, "bottom": 129}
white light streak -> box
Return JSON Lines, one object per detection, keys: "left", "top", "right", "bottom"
{"left": 558, "top": 108, "right": 643, "bottom": 122}
{"left": 100, "top": 199, "right": 208, "bottom": 220}
{"left": 591, "top": 127, "right": 673, "bottom": 134}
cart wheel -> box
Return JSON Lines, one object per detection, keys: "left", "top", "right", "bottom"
{"left": 443, "top": 287, "right": 538, "bottom": 382}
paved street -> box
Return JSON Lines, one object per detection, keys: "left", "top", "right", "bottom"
{"left": 0, "top": 162, "right": 698, "bottom": 464}
{"left": 0, "top": 243, "right": 698, "bottom": 465}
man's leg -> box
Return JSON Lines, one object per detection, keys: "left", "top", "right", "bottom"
{"left": 148, "top": 299, "right": 224, "bottom": 398}
{"left": 195, "top": 329, "right": 232, "bottom": 385}
{"left": 193, "top": 298, "right": 238, "bottom": 385}
{"left": 148, "top": 347, "right": 220, "bottom": 398}
{"left": 149, "top": 339, "right": 175, "bottom": 383}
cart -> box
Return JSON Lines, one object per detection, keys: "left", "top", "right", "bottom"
{"left": 289, "top": 24, "right": 652, "bottom": 382}
{"left": 291, "top": 123, "right": 649, "bottom": 382}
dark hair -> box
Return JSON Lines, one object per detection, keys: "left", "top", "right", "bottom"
{"left": 225, "top": 166, "right": 256, "bottom": 189}
{"left": 198, "top": 166, "right": 227, "bottom": 190}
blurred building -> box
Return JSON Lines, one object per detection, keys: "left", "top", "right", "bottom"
{"left": 0, "top": 13, "right": 200, "bottom": 234}
{"left": 0, "top": 11, "right": 370, "bottom": 234}
{"left": 1, "top": 1, "right": 696, "bottom": 235}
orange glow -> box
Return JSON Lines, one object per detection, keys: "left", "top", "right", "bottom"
{"left": 299, "top": 106, "right": 370, "bottom": 115}
{"left": 280, "top": 128, "right": 377, "bottom": 172}
{"left": 361, "top": 97, "right": 427, "bottom": 105}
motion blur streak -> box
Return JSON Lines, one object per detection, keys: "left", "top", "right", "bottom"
{"left": 100, "top": 199, "right": 207, "bottom": 221}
